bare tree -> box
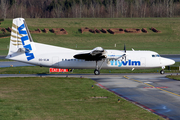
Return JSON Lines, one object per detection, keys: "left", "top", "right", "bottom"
{"left": 120, "top": 0, "right": 124, "bottom": 17}
{"left": 54, "top": 3, "right": 62, "bottom": 18}
{"left": 80, "top": 0, "right": 82, "bottom": 18}
{"left": 96, "top": 3, "right": 100, "bottom": 18}
{"left": 1, "top": 0, "right": 8, "bottom": 19}
{"left": 123, "top": 1, "right": 128, "bottom": 18}
{"left": 110, "top": 0, "right": 113, "bottom": 18}
{"left": 169, "top": 0, "right": 174, "bottom": 17}
{"left": 143, "top": 2, "right": 147, "bottom": 17}
{"left": 71, "top": 0, "right": 76, "bottom": 18}
{"left": 165, "top": 0, "right": 169, "bottom": 17}
{"left": 0, "top": 0, "right": 180, "bottom": 18}
{"left": 90, "top": 2, "right": 95, "bottom": 17}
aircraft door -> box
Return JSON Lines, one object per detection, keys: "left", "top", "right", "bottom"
{"left": 52, "top": 57, "right": 59, "bottom": 67}
{"left": 140, "top": 58, "right": 146, "bottom": 67}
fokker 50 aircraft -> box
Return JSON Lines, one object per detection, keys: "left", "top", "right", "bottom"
{"left": 6, "top": 18, "right": 175, "bottom": 75}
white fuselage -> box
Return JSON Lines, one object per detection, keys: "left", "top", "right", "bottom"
{"left": 6, "top": 42, "right": 175, "bottom": 70}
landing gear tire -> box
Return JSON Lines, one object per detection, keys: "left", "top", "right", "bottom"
{"left": 160, "top": 70, "right": 165, "bottom": 74}
{"left": 94, "top": 69, "right": 100, "bottom": 75}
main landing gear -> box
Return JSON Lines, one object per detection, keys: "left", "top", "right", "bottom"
{"left": 94, "top": 60, "right": 105, "bottom": 75}
{"left": 94, "top": 69, "right": 100, "bottom": 75}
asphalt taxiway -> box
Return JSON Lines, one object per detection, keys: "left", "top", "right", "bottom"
{"left": 0, "top": 73, "right": 180, "bottom": 119}
{"left": 91, "top": 73, "right": 180, "bottom": 120}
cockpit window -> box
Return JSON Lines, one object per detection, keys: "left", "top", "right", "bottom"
{"left": 152, "top": 54, "right": 160, "bottom": 57}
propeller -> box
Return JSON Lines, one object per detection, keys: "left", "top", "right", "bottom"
{"left": 123, "top": 44, "right": 127, "bottom": 61}
{"left": 112, "top": 44, "right": 128, "bottom": 61}
{"left": 124, "top": 44, "right": 126, "bottom": 53}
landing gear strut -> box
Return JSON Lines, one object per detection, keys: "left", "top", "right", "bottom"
{"left": 94, "top": 60, "right": 105, "bottom": 75}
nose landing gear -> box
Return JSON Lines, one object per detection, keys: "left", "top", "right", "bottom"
{"left": 160, "top": 70, "right": 165, "bottom": 74}
{"left": 160, "top": 66, "right": 165, "bottom": 74}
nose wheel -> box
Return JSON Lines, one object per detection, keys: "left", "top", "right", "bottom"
{"left": 160, "top": 70, "right": 165, "bottom": 74}
{"left": 160, "top": 66, "right": 165, "bottom": 74}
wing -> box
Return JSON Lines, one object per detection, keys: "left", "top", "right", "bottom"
{"left": 73, "top": 47, "right": 107, "bottom": 61}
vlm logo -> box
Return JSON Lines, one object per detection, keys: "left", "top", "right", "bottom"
{"left": 18, "top": 24, "right": 35, "bottom": 61}
{"left": 110, "top": 60, "right": 141, "bottom": 67}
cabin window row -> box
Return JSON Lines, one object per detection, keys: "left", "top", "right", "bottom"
{"left": 62, "top": 59, "right": 85, "bottom": 61}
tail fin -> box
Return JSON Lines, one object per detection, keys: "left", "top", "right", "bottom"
{"left": 6, "top": 18, "right": 35, "bottom": 61}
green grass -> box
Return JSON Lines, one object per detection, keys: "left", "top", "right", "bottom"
{"left": 1, "top": 18, "right": 180, "bottom": 55}
{"left": 0, "top": 37, "right": 10, "bottom": 55}
{"left": 166, "top": 75, "right": 180, "bottom": 81}
{"left": 0, "top": 77, "right": 163, "bottom": 120}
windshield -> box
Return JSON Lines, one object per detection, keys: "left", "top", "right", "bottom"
{"left": 152, "top": 54, "right": 160, "bottom": 57}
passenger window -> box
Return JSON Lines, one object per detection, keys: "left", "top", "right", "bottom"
{"left": 152, "top": 55, "right": 155, "bottom": 57}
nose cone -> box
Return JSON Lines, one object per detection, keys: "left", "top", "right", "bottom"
{"left": 161, "top": 58, "right": 175, "bottom": 66}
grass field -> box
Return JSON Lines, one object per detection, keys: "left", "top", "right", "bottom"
{"left": 0, "top": 77, "right": 163, "bottom": 120}
{"left": 0, "top": 18, "right": 180, "bottom": 55}
{"left": 166, "top": 75, "right": 180, "bottom": 81}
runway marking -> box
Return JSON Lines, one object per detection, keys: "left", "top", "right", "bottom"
{"left": 124, "top": 76, "right": 180, "bottom": 97}
{"left": 123, "top": 76, "right": 129, "bottom": 79}
{"left": 144, "top": 86, "right": 168, "bottom": 88}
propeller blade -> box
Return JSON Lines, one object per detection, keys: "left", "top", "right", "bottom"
{"left": 124, "top": 44, "right": 126, "bottom": 53}
{"left": 124, "top": 44, "right": 126, "bottom": 61}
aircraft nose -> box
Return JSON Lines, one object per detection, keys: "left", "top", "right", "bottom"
{"left": 169, "top": 59, "right": 175, "bottom": 65}
{"left": 161, "top": 58, "right": 175, "bottom": 66}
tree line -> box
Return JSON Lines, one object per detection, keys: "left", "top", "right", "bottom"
{"left": 0, "top": 0, "right": 180, "bottom": 18}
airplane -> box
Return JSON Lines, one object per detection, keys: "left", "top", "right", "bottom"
{"left": 6, "top": 18, "right": 175, "bottom": 75}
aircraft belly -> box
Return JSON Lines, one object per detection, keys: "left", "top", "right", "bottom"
{"left": 59, "top": 61, "right": 96, "bottom": 69}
